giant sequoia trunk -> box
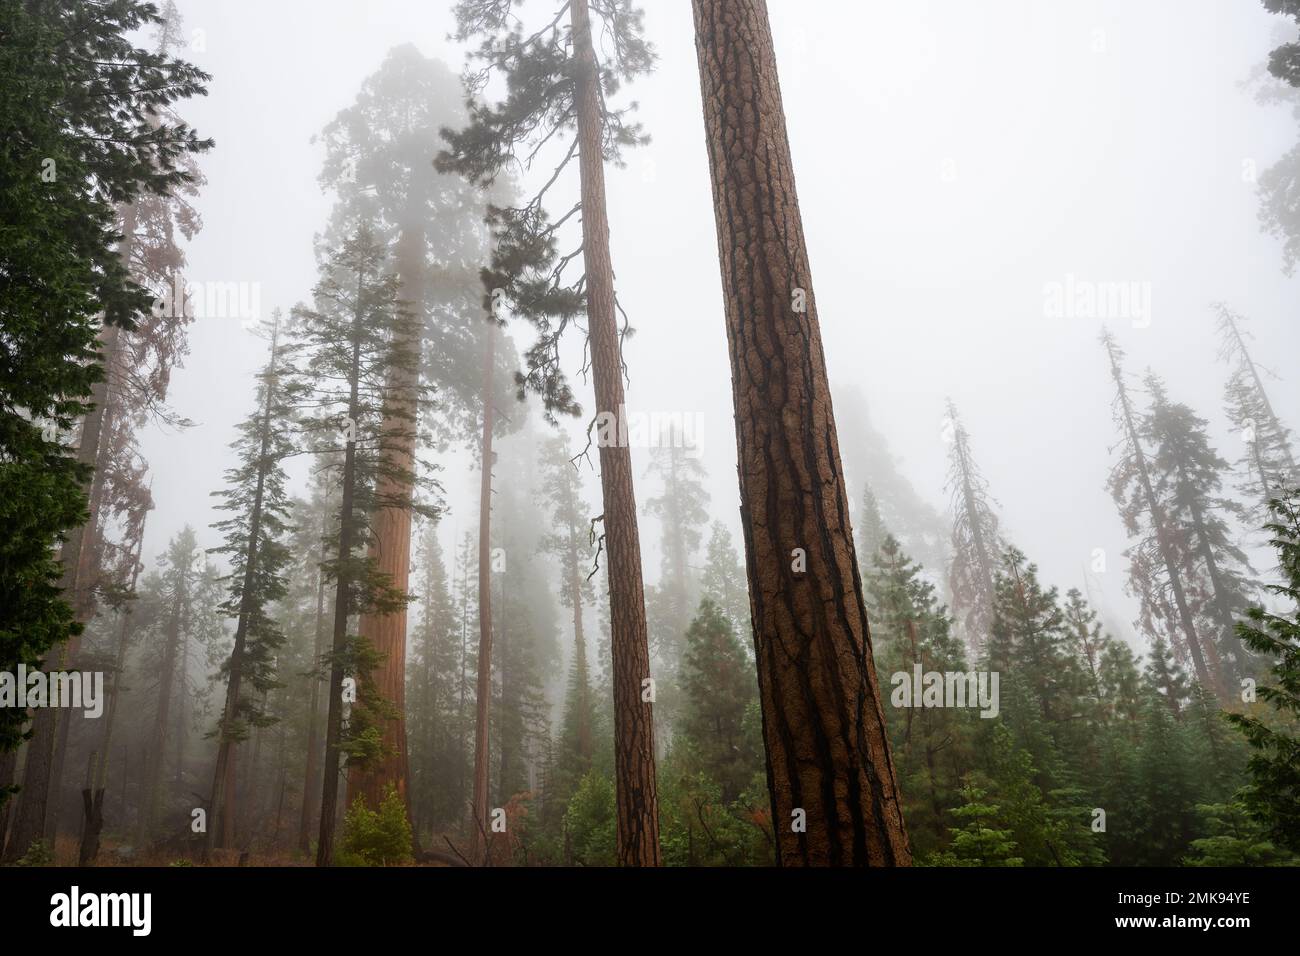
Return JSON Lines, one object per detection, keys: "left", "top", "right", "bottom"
{"left": 569, "top": 0, "right": 661, "bottom": 866}
{"left": 470, "top": 319, "right": 495, "bottom": 861}
{"left": 349, "top": 225, "right": 422, "bottom": 814}
{"left": 691, "top": 0, "right": 911, "bottom": 866}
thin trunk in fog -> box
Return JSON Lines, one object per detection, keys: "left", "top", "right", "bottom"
{"left": 569, "top": 527, "right": 593, "bottom": 763}
{"left": 207, "top": 320, "right": 284, "bottom": 855}
{"left": 471, "top": 320, "right": 495, "bottom": 862}
{"left": 569, "top": 0, "right": 661, "bottom": 867}
{"left": 299, "top": 538, "right": 330, "bottom": 854}
{"left": 315, "top": 259, "right": 368, "bottom": 868}
{"left": 138, "top": 556, "right": 188, "bottom": 843}
{"left": 1221, "top": 308, "right": 1297, "bottom": 483}
{"left": 94, "top": 525, "right": 146, "bottom": 796}
{"left": 691, "top": 0, "right": 911, "bottom": 866}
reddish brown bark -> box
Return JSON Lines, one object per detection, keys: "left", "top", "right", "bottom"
{"left": 691, "top": 0, "right": 911, "bottom": 866}
{"left": 348, "top": 227, "right": 421, "bottom": 813}
{"left": 570, "top": 0, "right": 661, "bottom": 866}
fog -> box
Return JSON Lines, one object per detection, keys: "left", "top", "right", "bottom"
{"left": 148, "top": 0, "right": 1297, "bottom": 637}
{"left": 8, "top": 0, "right": 1299, "bottom": 875}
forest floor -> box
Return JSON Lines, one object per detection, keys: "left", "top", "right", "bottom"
{"left": 40, "top": 833, "right": 462, "bottom": 867}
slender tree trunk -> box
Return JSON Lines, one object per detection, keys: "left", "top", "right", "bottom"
{"left": 0, "top": 750, "right": 16, "bottom": 859}
{"left": 457, "top": 551, "right": 470, "bottom": 821}
{"left": 174, "top": 626, "right": 189, "bottom": 789}
{"left": 316, "top": 434, "right": 359, "bottom": 867}
{"left": 316, "top": 264, "right": 368, "bottom": 868}
{"left": 570, "top": 533, "right": 593, "bottom": 763}
{"left": 471, "top": 320, "right": 496, "bottom": 862}
{"left": 570, "top": 0, "right": 661, "bottom": 867}
{"left": 207, "top": 323, "right": 282, "bottom": 854}
{"left": 138, "top": 569, "right": 185, "bottom": 843}
{"left": 299, "top": 539, "right": 330, "bottom": 854}
{"left": 93, "top": 528, "right": 145, "bottom": 795}
{"left": 1224, "top": 311, "right": 1297, "bottom": 480}
{"left": 691, "top": 0, "right": 911, "bottom": 866}
{"left": 350, "top": 225, "right": 422, "bottom": 814}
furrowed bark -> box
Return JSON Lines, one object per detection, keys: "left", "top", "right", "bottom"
{"left": 570, "top": 0, "right": 661, "bottom": 866}
{"left": 691, "top": 0, "right": 911, "bottom": 866}
{"left": 349, "top": 225, "right": 422, "bottom": 815}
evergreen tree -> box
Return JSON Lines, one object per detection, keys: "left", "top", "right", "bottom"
{"left": 1184, "top": 800, "right": 1299, "bottom": 866}
{"left": 986, "top": 548, "right": 1089, "bottom": 790}
{"left": 204, "top": 313, "right": 295, "bottom": 853}
{"left": 944, "top": 400, "right": 1003, "bottom": 654}
{"left": 1144, "top": 634, "right": 1193, "bottom": 716}
{"left": 1097, "top": 639, "right": 1145, "bottom": 726}
{"left": 1133, "top": 690, "right": 1200, "bottom": 864}
{"left": 644, "top": 438, "right": 710, "bottom": 670}
{"left": 0, "top": 0, "right": 210, "bottom": 856}
{"left": 675, "top": 600, "right": 760, "bottom": 803}
{"left": 284, "top": 226, "right": 435, "bottom": 865}
{"left": 1257, "top": 0, "right": 1300, "bottom": 272}
{"left": 699, "top": 522, "right": 751, "bottom": 645}
{"left": 1103, "top": 330, "right": 1217, "bottom": 694}
{"left": 866, "top": 534, "right": 970, "bottom": 855}
{"left": 407, "top": 520, "right": 463, "bottom": 837}
{"left": 536, "top": 435, "right": 597, "bottom": 812}
{"left": 136, "top": 525, "right": 201, "bottom": 844}
{"left": 927, "top": 785, "right": 1023, "bottom": 867}
{"left": 317, "top": 44, "right": 516, "bottom": 813}
{"left": 856, "top": 483, "right": 890, "bottom": 575}
{"left": 1215, "top": 303, "right": 1297, "bottom": 523}
{"left": 1142, "top": 372, "right": 1255, "bottom": 682}
{"left": 488, "top": 475, "right": 557, "bottom": 815}
{"left": 1225, "top": 486, "right": 1300, "bottom": 853}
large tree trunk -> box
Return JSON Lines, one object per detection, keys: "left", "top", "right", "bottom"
{"left": 470, "top": 320, "right": 495, "bottom": 862}
{"left": 569, "top": 0, "right": 661, "bottom": 868}
{"left": 691, "top": 0, "right": 911, "bottom": 866}
{"left": 349, "top": 225, "right": 422, "bottom": 814}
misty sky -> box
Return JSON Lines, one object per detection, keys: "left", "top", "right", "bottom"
{"left": 140, "top": 0, "right": 1299, "bottom": 646}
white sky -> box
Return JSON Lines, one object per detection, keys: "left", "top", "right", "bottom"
{"left": 140, "top": 0, "right": 1300, "bottom": 643}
